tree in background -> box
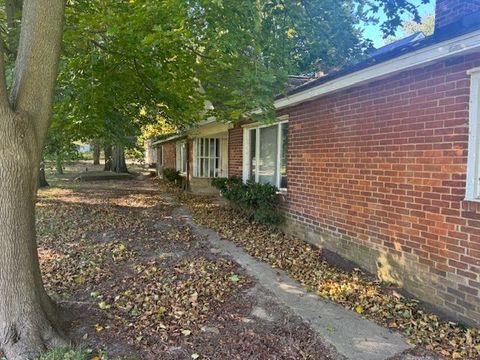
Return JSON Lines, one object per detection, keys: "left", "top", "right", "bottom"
{"left": 0, "top": 0, "right": 430, "bottom": 357}
{"left": 402, "top": 13, "right": 434, "bottom": 36}
{"left": 384, "top": 12, "right": 434, "bottom": 44}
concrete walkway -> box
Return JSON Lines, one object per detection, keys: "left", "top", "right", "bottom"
{"left": 175, "top": 208, "right": 413, "bottom": 360}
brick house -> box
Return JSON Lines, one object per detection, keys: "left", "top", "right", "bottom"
{"left": 160, "top": 0, "right": 480, "bottom": 325}
{"left": 153, "top": 120, "right": 230, "bottom": 194}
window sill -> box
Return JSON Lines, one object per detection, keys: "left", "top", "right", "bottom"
{"left": 464, "top": 197, "right": 480, "bottom": 203}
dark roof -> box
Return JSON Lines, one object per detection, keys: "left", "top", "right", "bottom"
{"left": 369, "top": 32, "right": 425, "bottom": 58}
{"left": 279, "top": 11, "right": 480, "bottom": 99}
{"left": 286, "top": 75, "right": 312, "bottom": 91}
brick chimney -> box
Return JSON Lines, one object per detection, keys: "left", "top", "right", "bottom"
{"left": 435, "top": 0, "right": 480, "bottom": 31}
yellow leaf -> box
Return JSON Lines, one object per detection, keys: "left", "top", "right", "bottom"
{"left": 95, "top": 324, "right": 104, "bottom": 332}
{"left": 355, "top": 305, "right": 364, "bottom": 314}
{"left": 74, "top": 275, "right": 86, "bottom": 285}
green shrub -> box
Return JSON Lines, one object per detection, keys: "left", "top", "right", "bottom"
{"left": 37, "top": 347, "right": 89, "bottom": 360}
{"left": 35, "top": 347, "right": 132, "bottom": 360}
{"left": 253, "top": 207, "right": 284, "bottom": 225}
{"left": 210, "top": 177, "right": 229, "bottom": 192}
{"left": 211, "top": 177, "right": 283, "bottom": 225}
{"left": 163, "top": 168, "right": 181, "bottom": 183}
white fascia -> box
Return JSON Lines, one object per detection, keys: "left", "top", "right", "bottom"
{"left": 276, "top": 30, "right": 480, "bottom": 110}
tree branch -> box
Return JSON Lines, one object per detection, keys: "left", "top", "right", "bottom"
{"left": 10, "top": 0, "right": 66, "bottom": 148}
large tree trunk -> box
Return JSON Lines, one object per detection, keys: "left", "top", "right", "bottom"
{"left": 38, "top": 161, "right": 49, "bottom": 188}
{"left": 55, "top": 155, "right": 63, "bottom": 175}
{"left": 0, "top": 113, "right": 68, "bottom": 359}
{"left": 0, "top": 0, "right": 69, "bottom": 357}
{"left": 92, "top": 142, "right": 100, "bottom": 165}
{"left": 104, "top": 145, "right": 112, "bottom": 171}
{"left": 111, "top": 145, "right": 128, "bottom": 173}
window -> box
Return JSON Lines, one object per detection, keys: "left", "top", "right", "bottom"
{"left": 176, "top": 141, "right": 187, "bottom": 174}
{"left": 244, "top": 121, "right": 288, "bottom": 189}
{"left": 194, "top": 138, "right": 221, "bottom": 178}
{"left": 467, "top": 69, "right": 480, "bottom": 200}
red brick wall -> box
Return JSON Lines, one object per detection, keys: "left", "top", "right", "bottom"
{"left": 435, "top": 0, "right": 480, "bottom": 30}
{"left": 162, "top": 142, "right": 176, "bottom": 169}
{"left": 281, "top": 53, "right": 480, "bottom": 325}
{"left": 228, "top": 126, "right": 243, "bottom": 178}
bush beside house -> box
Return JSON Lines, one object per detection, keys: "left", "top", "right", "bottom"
{"left": 212, "top": 177, "right": 283, "bottom": 225}
{"left": 162, "top": 168, "right": 182, "bottom": 184}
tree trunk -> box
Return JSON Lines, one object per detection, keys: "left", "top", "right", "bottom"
{"left": 111, "top": 145, "right": 128, "bottom": 173}
{"left": 55, "top": 155, "right": 63, "bottom": 175}
{"left": 0, "top": 113, "right": 68, "bottom": 359}
{"left": 38, "top": 161, "right": 49, "bottom": 188}
{"left": 0, "top": 0, "right": 69, "bottom": 357}
{"left": 92, "top": 142, "right": 100, "bottom": 165}
{"left": 104, "top": 145, "right": 112, "bottom": 171}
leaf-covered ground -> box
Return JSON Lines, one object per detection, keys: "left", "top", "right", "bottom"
{"left": 167, "top": 182, "right": 480, "bottom": 360}
{"left": 34, "top": 164, "right": 337, "bottom": 360}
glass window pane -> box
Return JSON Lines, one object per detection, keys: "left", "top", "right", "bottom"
{"left": 210, "top": 138, "right": 215, "bottom": 158}
{"left": 183, "top": 144, "right": 187, "bottom": 173}
{"left": 249, "top": 129, "right": 256, "bottom": 180}
{"left": 281, "top": 123, "right": 288, "bottom": 188}
{"left": 259, "top": 125, "right": 278, "bottom": 186}
{"left": 210, "top": 158, "right": 215, "bottom": 177}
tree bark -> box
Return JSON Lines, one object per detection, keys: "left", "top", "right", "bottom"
{"left": 38, "top": 161, "right": 49, "bottom": 188}
{"left": 104, "top": 145, "right": 112, "bottom": 171}
{"left": 111, "top": 145, "right": 128, "bottom": 173}
{"left": 92, "top": 142, "right": 100, "bottom": 165}
{"left": 0, "top": 0, "right": 69, "bottom": 358}
{"left": 0, "top": 113, "right": 68, "bottom": 359}
{"left": 55, "top": 155, "right": 63, "bottom": 175}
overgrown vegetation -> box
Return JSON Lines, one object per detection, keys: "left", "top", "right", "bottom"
{"left": 35, "top": 347, "right": 128, "bottom": 360}
{"left": 162, "top": 168, "right": 182, "bottom": 184}
{"left": 211, "top": 177, "right": 283, "bottom": 225}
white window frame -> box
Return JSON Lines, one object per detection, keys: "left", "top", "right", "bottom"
{"left": 242, "top": 119, "right": 288, "bottom": 190}
{"left": 176, "top": 141, "right": 187, "bottom": 175}
{"left": 467, "top": 68, "right": 480, "bottom": 201}
{"left": 160, "top": 145, "right": 165, "bottom": 166}
{"left": 193, "top": 137, "right": 222, "bottom": 178}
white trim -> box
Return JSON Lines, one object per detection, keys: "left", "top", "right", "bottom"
{"left": 152, "top": 134, "right": 184, "bottom": 146}
{"left": 193, "top": 137, "right": 224, "bottom": 178}
{"left": 243, "top": 120, "right": 289, "bottom": 189}
{"left": 176, "top": 141, "right": 187, "bottom": 175}
{"left": 467, "top": 67, "right": 480, "bottom": 75}
{"left": 466, "top": 71, "right": 480, "bottom": 200}
{"left": 255, "top": 129, "right": 260, "bottom": 183}
{"left": 242, "top": 128, "right": 250, "bottom": 183}
{"left": 276, "top": 30, "right": 480, "bottom": 110}
{"left": 276, "top": 124, "right": 283, "bottom": 187}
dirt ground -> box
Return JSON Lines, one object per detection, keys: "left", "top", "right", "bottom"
{"left": 36, "top": 163, "right": 339, "bottom": 359}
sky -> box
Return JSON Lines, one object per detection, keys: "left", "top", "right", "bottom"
{"left": 362, "top": 0, "right": 436, "bottom": 48}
